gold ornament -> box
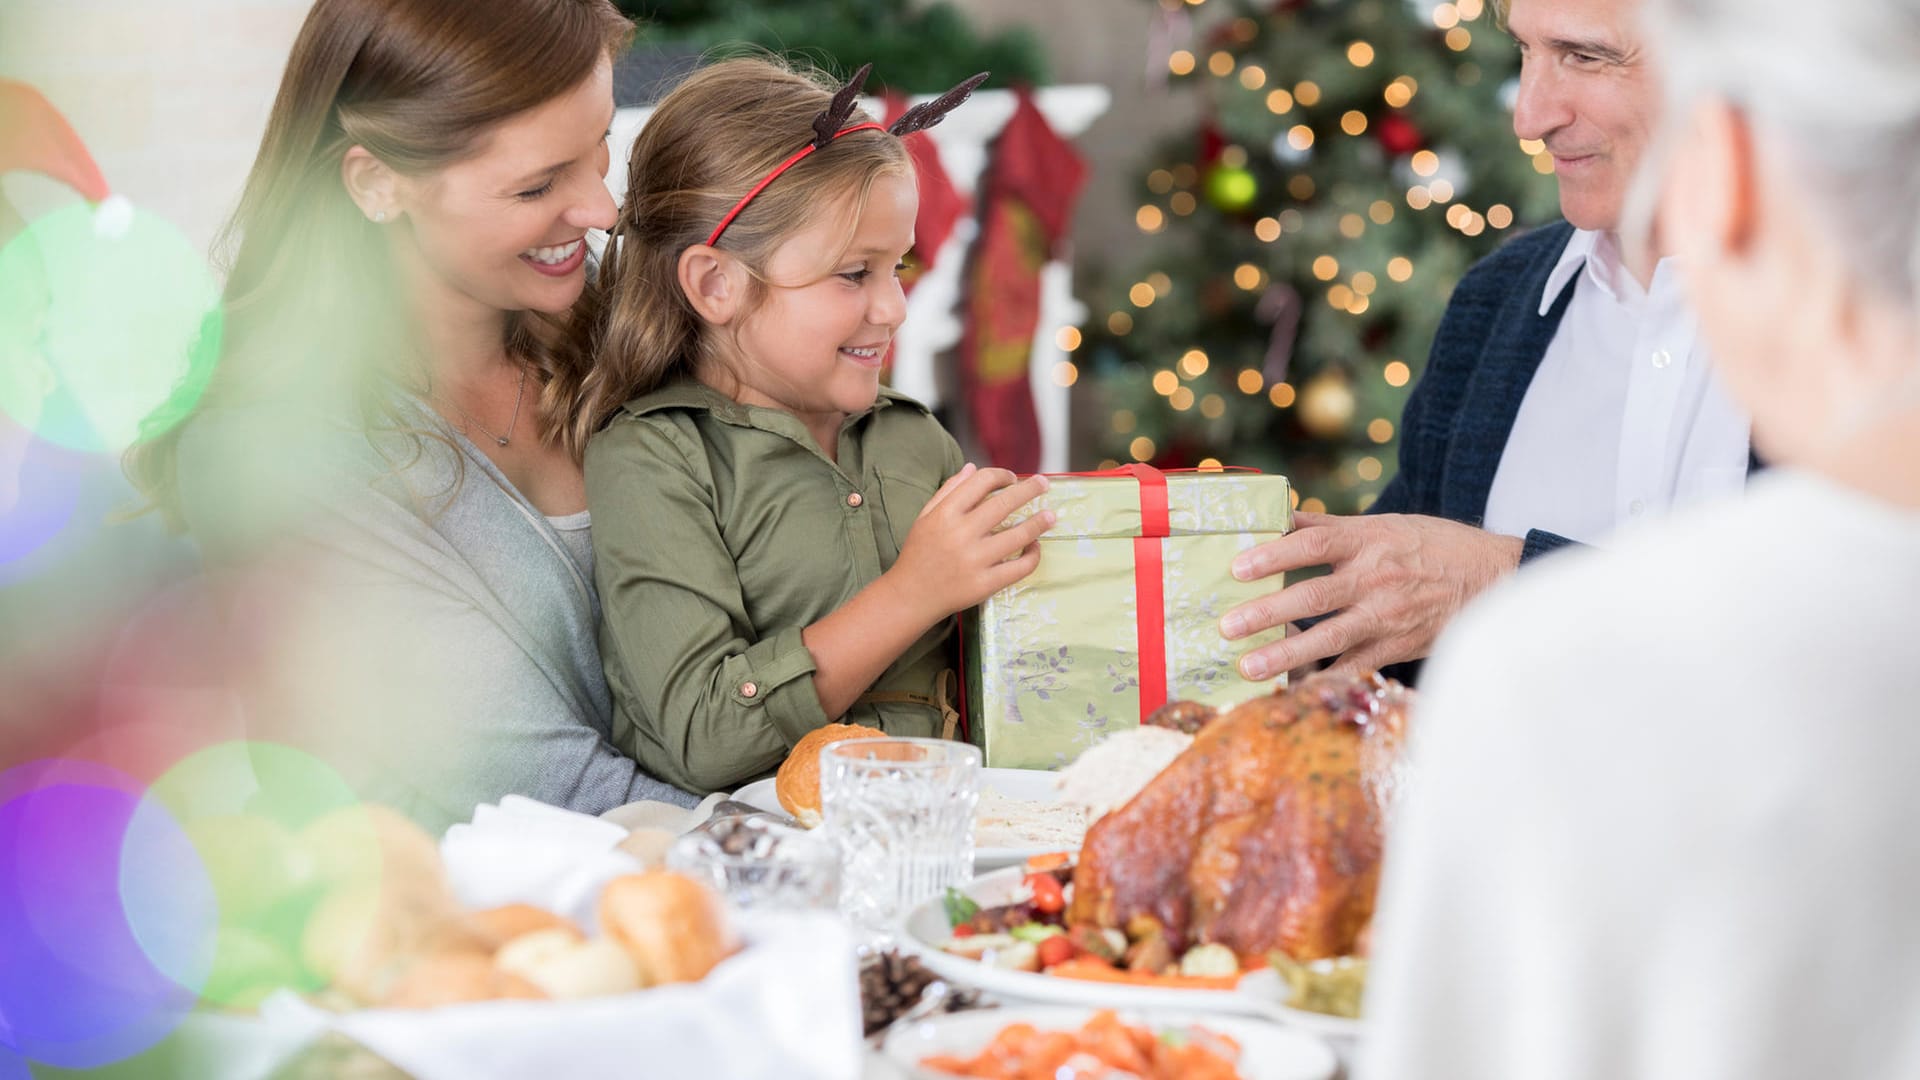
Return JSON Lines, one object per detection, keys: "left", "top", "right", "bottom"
{"left": 1297, "top": 370, "right": 1357, "bottom": 437}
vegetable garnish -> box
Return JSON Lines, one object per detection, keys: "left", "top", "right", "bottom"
{"left": 943, "top": 887, "right": 980, "bottom": 929}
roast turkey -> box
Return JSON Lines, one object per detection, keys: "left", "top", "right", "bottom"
{"left": 1068, "top": 671, "right": 1410, "bottom": 962}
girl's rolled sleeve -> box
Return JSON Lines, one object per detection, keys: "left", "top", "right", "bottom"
{"left": 587, "top": 419, "right": 830, "bottom": 793}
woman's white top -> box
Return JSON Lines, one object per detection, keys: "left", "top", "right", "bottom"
{"left": 1360, "top": 469, "right": 1920, "bottom": 1080}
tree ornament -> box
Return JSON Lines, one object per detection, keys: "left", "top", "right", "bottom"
{"left": 1425, "top": 146, "right": 1469, "bottom": 196}
{"left": 1198, "top": 122, "right": 1228, "bottom": 167}
{"left": 1271, "top": 130, "right": 1314, "bottom": 166}
{"left": 1297, "top": 369, "right": 1357, "bottom": 437}
{"left": 1373, "top": 112, "right": 1424, "bottom": 157}
{"left": 1204, "top": 164, "right": 1259, "bottom": 212}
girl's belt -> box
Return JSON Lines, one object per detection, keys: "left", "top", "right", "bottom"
{"left": 852, "top": 669, "right": 962, "bottom": 740}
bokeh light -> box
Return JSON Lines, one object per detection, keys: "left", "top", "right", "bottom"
{"left": 0, "top": 760, "right": 211, "bottom": 1069}
{"left": 0, "top": 426, "right": 84, "bottom": 578}
{"left": 0, "top": 200, "right": 222, "bottom": 457}
{"left": 146, "top": 741, "right": 368, "bottom": 1008}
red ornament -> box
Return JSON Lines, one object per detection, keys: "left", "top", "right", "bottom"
{"left": 1198, "top": 121, "right": 1227, "bottom": 167}
{"left": 1374, "top": 113, "right": 1424, "bottom": 157}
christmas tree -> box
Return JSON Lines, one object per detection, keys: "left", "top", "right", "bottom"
{"left": 1075, "top": 0, "right": 1559, "bottom": 514}
{"left": 616, "top": 0, "right": 1048, "bottom": 94}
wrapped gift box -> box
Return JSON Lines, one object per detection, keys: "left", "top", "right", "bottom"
{"left": 965, "top": 465, "right": 1292, "bottom": 769}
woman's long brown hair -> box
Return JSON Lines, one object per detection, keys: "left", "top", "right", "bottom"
{"left": 125, "top": 0, "right": 631, "bottom": 527}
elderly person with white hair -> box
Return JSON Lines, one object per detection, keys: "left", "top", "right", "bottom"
{"left": 1356, "top": 0, "right": 1920, "bottom": 1076}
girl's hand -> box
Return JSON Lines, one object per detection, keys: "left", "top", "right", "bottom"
{"left": 892, "top": 465, "right": 1055, "bottom": 620}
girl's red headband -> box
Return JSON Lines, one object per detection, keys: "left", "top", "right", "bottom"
{"left": 704, "top": 65, "right": 988, "bottom": 248}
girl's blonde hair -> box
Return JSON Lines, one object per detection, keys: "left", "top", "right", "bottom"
{"left": 125, "top": 0, "right": 633, "bottom": 525}
{"left": 577, "top": 56, "right": 913, "bottom": 445}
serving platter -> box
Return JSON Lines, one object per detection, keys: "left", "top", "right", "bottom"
{"left": 895, "top": 866, "right": 1366, "bottom": 1041}
{"left": 881, "top": 1004, "right": 1339, "bottom": 1080}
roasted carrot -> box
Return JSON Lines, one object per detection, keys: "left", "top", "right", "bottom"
{"left": 1046, "top": 956, "right": 1243, "bottom": 991}
{"left": 918, "top": 1010, "right": 1243, "bottom": 1079}
{"left": 1023, "top": 851, "right": 1074, "bottom": 873}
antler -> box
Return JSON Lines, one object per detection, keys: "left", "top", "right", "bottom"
{"left": 888, "top": 72, "right": 990, "bottom": 137}
{"left": 811, "top": 63, "right": 874, "bottom": 148}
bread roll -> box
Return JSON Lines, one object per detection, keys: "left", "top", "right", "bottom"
{"left": 380, "top": 950, "right": 545, "bottom": 1009}
{"left": 298, "top": 802, "right": 475, "bottom": 1002}
{"left": 493, "top": 927, "right": 584, "bottom": 976}
{"left": 302, "top": 878, "right": 481, "bottom": 1004}
{"left": 598, "top": 871, "right": 733, "bottom": 985}
{"left": 465, "top": 903, "right": 580, "bottom": 949}
{"left": 775, "top": 722, "right": 885, "bottom": 827}
{"left": 495, "top": 931, "right": 641, "bottom": 999}
{"left": 301, "top": 804, "right": 446, "bottom": 896}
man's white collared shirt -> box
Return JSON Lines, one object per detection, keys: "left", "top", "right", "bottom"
{"left": 1480, "top": 229, "right": 1751, "bottom": 545}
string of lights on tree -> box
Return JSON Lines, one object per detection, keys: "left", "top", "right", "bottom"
{"left": 1062, "top": 0, "right": 1559, "bottom": 514}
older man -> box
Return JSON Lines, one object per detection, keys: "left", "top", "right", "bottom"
{"left": 1220, "top": 0, "right": 1754, "bottom": 682}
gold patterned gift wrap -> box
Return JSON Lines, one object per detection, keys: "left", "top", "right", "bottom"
{"left": 961, "top": 465, "right": 1293, "bottom": 769}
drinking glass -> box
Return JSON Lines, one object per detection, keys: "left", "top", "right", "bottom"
{"left": 820, "top": 737, "right": 981, "bottom": 937}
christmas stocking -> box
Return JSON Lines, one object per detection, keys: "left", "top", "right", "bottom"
{"left": 956, "top": 90, "right": 1086, "bottom": 472}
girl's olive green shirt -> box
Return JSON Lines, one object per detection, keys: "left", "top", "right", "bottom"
{"left": 584, "top": 379, "right": 966, "bottom": 794}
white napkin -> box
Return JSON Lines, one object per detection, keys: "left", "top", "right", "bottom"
{"left": 261, "top": 912, "right": 862, "bottom": 1080}
{"left": 246, "top": 797, "right": 865, "bottom": 1080}
{"left": 599, "top": 791, "right": 727, "bottom": 834}
{"left": 439, "top": 795, "right": 638, "bottom": 931}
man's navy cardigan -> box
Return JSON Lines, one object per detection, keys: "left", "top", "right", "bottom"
{"left": 1358, "top": 220, "right": 1760, "bottom": 683}
{"left": 1370, "top": 220, "right": 1584, "bottom": 561}
{"left": 1370, "top": 219, "right": 1762, "bottom": 555}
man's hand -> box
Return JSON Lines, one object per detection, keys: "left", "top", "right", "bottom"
{"left": 1220, "top": 512, "right": 1524, "bottom": 679}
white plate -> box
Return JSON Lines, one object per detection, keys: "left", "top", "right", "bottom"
{"left": 882, "top": 1005, "right": 1337, "bottom": 1080}
{"left": 896, "top": 867, "right": 1365, "bottom": 1041}
{"left": 731, "top": 768, "right": 1080, "bottom": 872}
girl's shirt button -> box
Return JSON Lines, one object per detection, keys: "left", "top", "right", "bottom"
{"left": 846, "top": 492, "right": 864, "bottom": 508}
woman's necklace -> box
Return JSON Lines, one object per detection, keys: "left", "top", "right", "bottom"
{"left": 435, "top": 363, "right": 528, "bottom": 448}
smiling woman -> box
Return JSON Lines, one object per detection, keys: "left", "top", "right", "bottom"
{"left": 121, "top": 0, "right": 699, "bottom": 828}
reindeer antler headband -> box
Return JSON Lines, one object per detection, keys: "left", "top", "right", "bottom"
{"left": 704, "top": 65, "right": 989, "bottom": 247}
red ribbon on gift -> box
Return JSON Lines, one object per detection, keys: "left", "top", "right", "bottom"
{"left": 956, "top": 464, "right": 1263, "bottom": 736}
{"left": 1043, "top": 464, "right": 1260, "bottom": 721}
{"left": 1127, "top": 465, "right": 1171, "bottom": 717}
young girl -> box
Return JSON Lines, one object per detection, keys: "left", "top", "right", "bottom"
{"left": 580, "top": 58, "right": 1055, "bottom": 794}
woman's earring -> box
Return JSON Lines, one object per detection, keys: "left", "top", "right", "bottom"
{"left": 373, "top": 210, "right": 386, "bottom": 224}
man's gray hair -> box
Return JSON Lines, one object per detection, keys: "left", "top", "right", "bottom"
{"left": 1637, "top": 0, "right": 1920, "bottom": 314}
